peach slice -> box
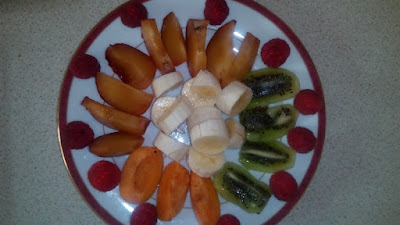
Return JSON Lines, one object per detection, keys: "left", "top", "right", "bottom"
{"left": 161, "top": 12, "right": 187, "bottom": 66}
{"left": 96, "top": 72, "right": 153, "bottom": 116}
{"left": 106, "top": 43, "right": 156, "bottom": 90}
{"left": 186, "top": 19, "right": 209, "bottom": 77}
{"left": 81, "top": 97, "right": 150, "bottom": 136}
{"left": 206, "top": 20, "right": 236, "bottom": 83}
{"left": 222, "top": 32, "right": 260, "bottom": 87}
{"left": 120, "top": 147, "right": 164, "bottom": 204}
{"left": 89, "top": 132, "right": 144, "bottom": 157}
{"left": 190, "top": 172, "right": 221, "bottom": 225}
{"left": 141, "top": 19, "right": 175, "bottom": 74}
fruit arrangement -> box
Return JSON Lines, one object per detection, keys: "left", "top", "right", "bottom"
{"left": 59, "top": 0, "right": 324, "bottom": 224}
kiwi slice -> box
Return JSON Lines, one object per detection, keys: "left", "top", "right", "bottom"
{"left": 239, "top": 140, "right": 296, "bottom": 173}
{"left": 240, "top": 104, "right": 299, "bottom": 142}
{"left": 244, "top": 68, "right": 300, "bottom": 108}
{"left": 213, "top": 162, "right": 271, "bottom": 214}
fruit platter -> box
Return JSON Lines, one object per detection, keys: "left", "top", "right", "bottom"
{"left": 58, "top": 0, "right": 326, "bottom": 224}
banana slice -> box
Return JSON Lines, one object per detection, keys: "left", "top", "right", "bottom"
{"left": 158, "top": 95, "right": 193, "bottom": 135}
{"left": 189, "top": 119, "right": 229, "bottom": 155}
{"left": 187, "top": 147, "right": 225, "bottom": 178}
{"left": 192, "top": 70, "right": 221, "bottom": 99}
{"left": 151, "top": 96, "right": 176, "bottom": 129}
{"left": 181, "top": 78, "right": 216, "bottom": 108}
{"left": 153, "top": 131, "right": 189, "bottom": 162}
{"left": 152, "top": 71, "right": 183, "bottom": 98}
{"left": 187, "top": 106, "right": 223, "bottom": 131}
{"left": 216, "top": 81, "right": 253, "bottom": 116}
{"left": 225, "top": 118, "right": 245, "bottom": 149}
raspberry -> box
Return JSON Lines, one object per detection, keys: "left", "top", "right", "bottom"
{"left": 217, "top": 214, "right": 241, "bottom": 225}
{"left": 130, "top": 203, "right": 157, "bottom": 225}
{"left": 287, "top": 127, "right": 316, "bottom": 153}
{"left": 120, "top": 1, "right": 148, "bottom": 28}
{"left": 69, "top": 54, "right": 100, "bottom": 79}
{"left": 88, "top": 160, "right": 121, "bottom": 192}
{"left": 61, "top": 121, "right": 94, "bottom": 149}
{"left": 269, "top": 171, "right": 298, "bottom": 201}
{"left": 294, "top": 89, "right": 322, "bottom": 115}
{"left": 204, "top": 0, "right": 229, "bottom": 25}
{"left": 260, "top": 38, "right": 290, "bottom": 68}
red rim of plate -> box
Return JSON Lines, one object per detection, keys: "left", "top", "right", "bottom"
{"left": 57, "top": 0, "right": 326, "bottom": 225}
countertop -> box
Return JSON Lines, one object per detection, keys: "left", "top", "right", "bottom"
{"left": 1, "top": 0, "right": 399, "bottom": 224}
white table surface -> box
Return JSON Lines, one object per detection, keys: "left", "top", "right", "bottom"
{"left": 1, "top": 0, "right": 399, "bottom": 224}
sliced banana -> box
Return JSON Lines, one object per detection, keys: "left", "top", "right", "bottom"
{"left": 158, "top": 95, "right": 193, "bottom": 135}
{"left": 216, "top": 81, "right": 253, "bottom": 116}
{"left": 225, "top": 118, "right": 245, "bottom": 149}
{"left": 187, "top": 147, "right": 225, "bottom": 178}
{"left": 151, "top": 71, "right": 184, "bottom": 98}
{"left": 153, "top": 131, "right": 189, "bottom": 162}
{"left": 181, "top": 78, "right": 216, "bottom": 108}
{"left": 187, "top": 106, "right": 222, "bottom": 131}
{"left": 189, "top": 119, "right": 229, "bottom": 155}
{"left": 151, "top": 96, "right": 176, "bottom": 129}
{"left": 192, "top": 70, "right": 221, "bottom": 99}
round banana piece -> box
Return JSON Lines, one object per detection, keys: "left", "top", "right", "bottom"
{"left": 225, "top": 118, "right": 245, "bottom": 149}
{"left": 153, "top": 131, "right": 189, "bottom": 162}
{"left": 189, "top": 119, "right": 229, "bottom": 155}
{"left": 187, "top": 106, "right": 222, "bottom": 131}
{"left": 151, "top": 71, "right": 184, "bottom": 98}
{"left": 151, "top": 96, "right": 176, "bottom": 129}
{"left": 181, "top": 78, "right": 216, "bottom": 108}
{"left": 158, "top": 95, "right": 193, "bottom": 135}
{"left": 216, "top": 81, "right": 253, "bottom": 116}
{"left": 187, "top": 147, "right": 225, "bottom": 178}
{"left": 192, "top": 70, "right": 221, "bottom": 99}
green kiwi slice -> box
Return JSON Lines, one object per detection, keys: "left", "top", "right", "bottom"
{"left": 213, "top": 162, "right": 271, "bottom": 214}
{"left": 240, "top": 104, "right": 299, "bottom": 142}
{"left": 244, "top": 68, "right": 300, "bottom": 108}
{"left": 239, "top": 140, "right": 296, "bottom": 173}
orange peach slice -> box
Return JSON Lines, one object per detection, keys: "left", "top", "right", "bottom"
{"left": 206, "top": 20, "right": 236, "bottom": 83}
{"left": 141, "top": 19, "right": 175, "bottom": 74}
{"left": 120, "top": 147, "right": 164, "bottom": 204}
{"left": 156, "top": 162, "right": 190, "bottom": 221}
{"left": 89, "top": 132, "right": 144, "bottom": 157}
{"left": 186, "top": 19, "right": 209, "bottom": 77}
{"left": 96, "top": 72, "right": 153, "bottom": 116}
{"left": 161, "top": 12, "right": 187, "bottom": 66}
{"left": 222, "top": 32, "right": 260, "bottom": 87}
{"left": 81, "top": 97, "right": 150, "bottom": 136}
{"left": 190, "top": 172, "right": 220, "bottom": 225}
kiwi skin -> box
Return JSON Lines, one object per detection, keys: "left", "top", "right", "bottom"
{"left": 213, "top": 162, "right": 271, "bottom": 214}
{"left": 239, "top": 140, "right": 296, "bottom": 173}
{"left": 240, "top": 104, "right": 299, "bottom": 142}
{"left": 244, "top": 68, "right": 300, "bottom": 108}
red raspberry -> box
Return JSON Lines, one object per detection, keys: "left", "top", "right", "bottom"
{"left": 287, "top": 127, "right": 316, "bottom": 153}
{"left": 69, "top": 54, "right": 100, "bottom": 79}
{"left": 61, "top": 121, "right": 94, "bottom": 149}
{"left": 260, "top": 38, "right": 290, "bottom": 68}
{"left": 88, "top": 160, "right": 121, "bottom": 192}
{"left": 294, "top": 89, "right": 322, "bottom": 115}
{"left": 269, "top": 171, "right": 298, "bottom": 201}
{"left": 130, "top": 203, "right": 157, "bottom": 225}
{"left": 120, "top": 1, "right": 148, "bottom": 28}
{"left": 217, "top": 214, "right": 241, "bottom": 225}
{"left": 204, "top": 0, "right": 230, "bottom": 25}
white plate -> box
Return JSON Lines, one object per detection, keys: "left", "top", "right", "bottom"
{"left": 58, "top": 0, "right": 326, "bottom": 224}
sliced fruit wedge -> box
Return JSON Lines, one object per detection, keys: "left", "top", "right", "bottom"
{"left": 186, "top": 19, "right": 209, "bottom": 77}
{"left": 141, "top": 19, "right": 175, "bottom": 74}
{"left": 81, "top": 97, "right": 150, "bottom": 136}
{"left": 89, "top": 132, "right": 144, "bottom": 157}
{"left": 96, "top": 72, "right": 153, "bottom": 115}
{"left": 161, "top": 12, "right": 187, "bottom": 66}
{"left": 206, "top": 20, "right": 236, "bottom": 83}
{"left": 106, "top": 43, "right": 156, "bottom": 90}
